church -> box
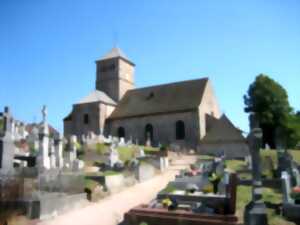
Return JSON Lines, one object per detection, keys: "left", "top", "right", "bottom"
{"left": 64, "top": 47, "right": 249, "bottom": 157}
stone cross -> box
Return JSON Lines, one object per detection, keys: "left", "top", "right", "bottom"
{"left": 42, "top": 105, "right": 47, "bottom": 123}
{"left": 248, "top": 121, "right": 263, "bottom": 201}
{"left": 244, "top": 113, "right": 268, "bottom": 225}
{"left": 3, "top": 106, "right": 13, "bottom": 134}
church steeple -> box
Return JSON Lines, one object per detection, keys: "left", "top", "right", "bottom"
{"left": 95, "top": 47, "right": 135, "bottom": 102}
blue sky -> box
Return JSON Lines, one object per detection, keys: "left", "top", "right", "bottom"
{"left": 0, "top": 0, "right": 299, "bottom": 132}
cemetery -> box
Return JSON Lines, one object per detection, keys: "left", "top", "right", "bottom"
{"left": 0, "top": 106, "right": 173, "bottom": 223}
{"left": 1, "top": 107, "right": 300, "bottom": 225}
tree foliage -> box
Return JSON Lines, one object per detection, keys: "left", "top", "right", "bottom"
{"left": 285, "top": 113, "right": 300, "bottom": 149}
{"left": 244, "top": 74, "right": 300, "bottom": 148}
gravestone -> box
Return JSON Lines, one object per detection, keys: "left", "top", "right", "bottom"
{"left": 54, "top": 134, "right": 64, "bottom": 169}
{"left": 281, "top": 171, "right": 293, "bottom": 203}
{"left": 0, "top": 107, "right": 15, "bottom": 174}
{"left": 146, "top": 132, "right": 151, "bottom": 147}
{"left": 137, "top": 147, "right": 145, "bottom": 158}
{"left": 119, "top": 137, "right": 126, "bottom": 146}
{"left": 109, "top": 146, "right": 120, "bottom": 168}
{"left": 281, "top": 171, "right": 300, "bottom": 224}
{"left": 244, "top": 114, "right": 268, "bottom": 225}
{"left": 49, "top": 139, "right": 56, "bottom": 169}
{"left": 64, "top": 135, "right": 78, "bottom": 169}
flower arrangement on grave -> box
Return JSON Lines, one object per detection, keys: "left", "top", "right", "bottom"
{"left": 202, "top": 184, "right": 214, "bottom": 194}
{"left": 208, "top": 173, "right": 222, "bottom": 194}
{"left": 290, "top": 186, "right": 300, "bottom": 204}
{"left": 162, "top": 197, "right": 178, "bottom": 210}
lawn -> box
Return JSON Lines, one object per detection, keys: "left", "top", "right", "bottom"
{"left": 117, "top": 146, "right": 136, "bottom": 162}
{"left": 236, "top": 185, "right": 295, "bottom": 225}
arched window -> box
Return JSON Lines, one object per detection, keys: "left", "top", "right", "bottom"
{"left": 118, "top": 127, "right": 125, "bottom": 138}
{"left": 176, "top": 121, "right": 185, "bottom": 140}
{"left": 83, "top": 114, "right": 89, "bottom": 124}
{"left": 145, "top": 124, "right": 154, "bottom": 142}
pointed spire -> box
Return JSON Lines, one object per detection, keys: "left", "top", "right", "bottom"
{"left": 97, "top": 47, "right": 135, "bottom": 66}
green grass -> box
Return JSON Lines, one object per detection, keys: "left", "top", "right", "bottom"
{"left": 95, "top": 143, "right": 109, "bottom": 155}
{"left": 103, "top": 170, "right": 121, "bottom": 176}
{"left": 226, "top": 160, "right": 247, "bottom": 172}
{"left": 117, "top": 146, "right": 136, "bottom": 162}
{"left": 236, "top": 185, "right": 295, "bottom": 225}
{"left": 198, "top": 155, "right": 214, "bottom": 160}
{"left": 84, "top": 179, "right": 99, "bottom": 190}
{"left": 0, "top": 118, "right": 3, "bottom": 132}
{"left": 159, "top": 184, "right": 177, "bottom": 194}
{"left": 289, "top": 150, "right": 300, "bottom": 164}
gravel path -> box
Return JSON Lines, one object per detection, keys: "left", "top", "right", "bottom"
{"left": 38, "top": 155, "right": 196, "bottom": 225}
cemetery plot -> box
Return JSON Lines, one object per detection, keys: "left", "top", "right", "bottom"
{"left": 123, "top": 157, "right": 240, "bottom": 225}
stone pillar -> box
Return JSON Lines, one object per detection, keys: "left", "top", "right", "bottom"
{"left": 70, "top": 135, "right": 77, "bottom": 162}
{"left": 281, "top": 171, "right": 293, "bottom": 203}
{"left": 49, "top": 139, "right": 56, "bottom": 169}
{"left": 0, "top": 107, "right": 15, "bottom": 174}
{"left": 54, "top": 134, "right": 64, "bottom": 169}
{"left": 244, "top": 114, "right": 268, "bottom": 225}
{"left": 37, "top": 106, "right": 50, "bottom": 170}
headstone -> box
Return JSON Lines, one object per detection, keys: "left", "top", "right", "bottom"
{"left": 0, "top": 107, "right": 15, "bottom": 174}
{"left": 49, "top": 139, "right": 56, "bottom": 169}
{"left": 109, "top": 146, "right": 119, "bottom": 168}
{"left": 73, "top": 159, "right": 85, "bottom": 171}
{"left": 54, "top": 134, "right": 64, "bottom": 169}
{"left": 119, "top": 137, "right": 126, "bottom": 146}
{"left": 281, "top": 171, "right": 293, "bottom": 203}
{"left": 146, "top": 132, "right": 151, "bottom": 147}
{"left": 137, "top": 147, "right": 145, "bottom": 158}
{"left": 244, "top": 113, "right": 268, "bottom": 225}
{"left": 292, "top": 167, "right": 300, "bottom": 186}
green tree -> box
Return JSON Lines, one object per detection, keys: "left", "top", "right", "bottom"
{"left": 244, "top": 74, "right": 292, "bottom": 148}
{"left": 285, "top": 113, "right": 300, "bottom": 149}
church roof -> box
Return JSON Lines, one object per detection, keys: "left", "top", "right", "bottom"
{"left": 109, "top": 78, "right": 209, "bottom": 119}
{"left": 98, "top": 47, "right": 135, "bottom": 65}
{"left": 76, "top": 90, "right": 117, "bottom": 106}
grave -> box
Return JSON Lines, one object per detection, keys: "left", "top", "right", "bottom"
{"left": 281, "top": 171, "right": 300, "bottom": 224}
{"left": 244, "top": 114, "right": 268, "bottom": 225}
{"left": 135, "top": 162, "right": 156, "bottom": 182}
{"left": 0, "top": 107, "right": 15, "bottom": 174}
{"left": 124, "top": 170, "right": 239, "bottom": 225}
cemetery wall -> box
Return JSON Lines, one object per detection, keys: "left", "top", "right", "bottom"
{"left": 198, "top": 142, "right": 249, "bottom": 158}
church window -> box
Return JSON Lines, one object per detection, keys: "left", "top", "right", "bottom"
{"left": 146, "top": 92, "right": 154, "bottom": 100}
{"left": 176, "top": 120, "right": 185, "bottom": 140}
{"left": 84, "top": 114, "right": 89, "bottom": 124}
{"left": 145, "top": 124, "right": 154, "bottom": 141}
{"left": 118, "top": 127, "right": 125, "bottom": 138}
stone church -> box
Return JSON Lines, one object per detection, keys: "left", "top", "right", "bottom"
{"left": 64, "top": 47, "right": 248, "bottom": 157}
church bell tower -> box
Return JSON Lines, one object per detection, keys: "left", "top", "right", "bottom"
{"left": 96, "top": 47, "right": 135, "bottom": 102}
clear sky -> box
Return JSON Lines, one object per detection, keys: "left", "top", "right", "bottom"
{"left": 0, "top": 0, "right": 299, "bottom": 133}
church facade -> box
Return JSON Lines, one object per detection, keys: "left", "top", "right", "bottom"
{"left": 64, "top": 47, "right": 248, "bottom": 156}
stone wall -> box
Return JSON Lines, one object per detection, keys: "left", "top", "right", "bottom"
{"left": 198, "top": 141, "right": 249, "bottom": 159}
{"left": 198, "top": 80, "right": 221, "bottom": 139}
{"left": 64, "top": 102, "right": 115, "bottom": 137}
{"left": 107, "top": 110, "right": 201, "bottom": 148}
{"left": 96, "top": 58, "right": 135, "bottom": 102}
